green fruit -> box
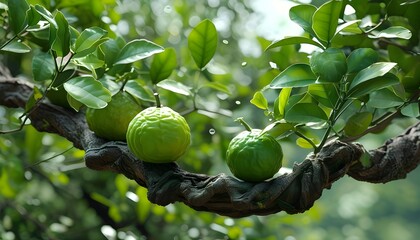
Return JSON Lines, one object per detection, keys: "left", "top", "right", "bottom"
{"left": 126, "top": 106, "right": 191, "bottom": 163}
{"left": 86, "top": 91, "right": 142, "bottom": 141}
{"left": 226, "top": 129, "right": 283, "bottom": 182}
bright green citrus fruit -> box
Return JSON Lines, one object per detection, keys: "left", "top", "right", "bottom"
{"left": 226, "top": 129, "right": 283, "bottom": 182}
{"left": 85, "top": 91, "right": 142, "bottom": 141}
{"left": 126, "top": 106, "right": 191, "bottom": 163}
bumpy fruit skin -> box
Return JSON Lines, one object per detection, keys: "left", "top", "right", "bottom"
{"left": 226, "top": 129, "right": 283, "bottom": 182}
{"left": 126, "top": 106, "right": 191, "bottom": 163}
{"left": 86, "top": 91, "right": 142, "bottom": 141}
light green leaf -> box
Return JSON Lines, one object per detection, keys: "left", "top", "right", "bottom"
{"left": 63, "top": 76, "right": 111, "bottom": 109}
{"left": 1, "top": 40, "right": 31, "bottom": 53}
{"left": 188, "top": 19, "right": 218, "bottom": 69}
{"left": 136, "top": 187, "right": 151, "bottom": 223}
{"left": 278, "top": 87, "right": 292, "bottom": 118}
{"left": 114, "top": 39, "right": 164, "bottom": 65}
{"left": 335, "top": 20, "right": 362, "bottom": 35}
{"left": 370, "top": 26, "right": 412, "bottom": 40}
{"left": 262, "top": 122, "right": 294, "bottom": 138}
{"left": 72, "top": 54, "right": 105, "bottom": 79}
{"left": 200, "top": 82, "right": 231, "bottom": 95}
{"left": 8, "top": 0, "right": 30, "bottom": 33}
{"left": 367, "top": 88, "right": 404, "bottom": 108}
{"left": 150, "top": 48, "right": 177, "bottom": 84}
{"left": 348, "top": 73, "right": 400, "bottom": 98}
{"left": 269, "top": 64, "right": 317, "bottom": 88}
{"left": 289, "top": 4, "right": 317, "bottom": 36}
{"left": 67, "top": 94, "right": 83, "bottom": 112}
{"left": 32, "top": 51, "right": 55, "bottom": 81}
{"left": 349, "top": 62, "right": 397, "bottom": 89}
{"left": 266, "top": 36, "right": 324, "bottom": 51}
{"left": 347, "top": 48, "right": 379, "bottom": 73}
{"left": 34, "top": 4, "right": 57, "bottom": 28}
{"left": 310, "top": 48, "right": 347, "bottom": 83}
{"left": 250, "top": 91, "right": 268, "bottom": 110}
{"left": 296, "top": 137, "right": 317, "bottom": 149}
{"left": 401, "top": 103, "right": 419, "bottom": 117}
{"left": 344, "top": 112, "right": 373, "bottom": 137}
{"left": 73, "top": 27, "right": 108, "bottom": 57}
{"left": 156, "top": 79, "right": 192, "bottom": 96}
{"left": 285, "top": 103, "right": 328, "bottom": 123}
{"left": 124, "top": 80, "right": 155, "bottom": 102}
{"left": 312, "top": 0, "right": 343, "bottom": 43}
{"left": 308, "top": 83, "right": 338, "bottom": 108}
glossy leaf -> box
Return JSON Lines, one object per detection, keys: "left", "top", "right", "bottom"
{"left": 157, "top": 79, "right": 192, "bottom": 96}
{"left": 308, "top": 83, "right": 338, "bottom": 108}
{"left": 344, "top": 112, "right": 373, "bottom": 137}
{"left": 367, "top": 88, "right": 404, "bottom": 109}
{"left": 200, "top": 82, "right": 231, "bottom": 94}
{"left": 1, "top": 40, "right": 31, "bottom": 53}
{"left": 63, "top": 76, "right": 111, "bottom": 109}
{"left": 335, "top": 20, "right": 362, "bottom": 35}
{"left": 370, "top": 26, "right": 412, "bottom": 40}
{"left": 73, "top": 27, "right": 108, "bottom": 57}
{"left": 32, "top": 51, "right": 55, "bottom": 81}
{"left": 8, "top": 0, "right": 30, "bottom": 33}
{"left": 401, "top": 103, "right": 420, "bottom": 117}
{"left": 26, "top": 6, "right": 41, "bottom": 27}
{"left": 277, "top": 87, "right": 292, "bottom": 118}
{"left": 72, "top": 54, "right": 105, "bottom": 79}
{"left": 285, "top": 103, "right": 328, "bottom": 123}
{"left": 349, "top": 62, "right": 397, "bottom": 90}
{"left": 34, "top": 5, "right": 57, "bottom": 28}
{"left": 114, "top": 39, "right": 164, "bottom": 65}
{"left": 400, "top": 0, "right": 420, "bottom": 5}
{"left": 150, "top": 48, "right": 177, "bottom": 84}
{"left": 310, "top": 48, "right": 347, "bottom": 83}
{"left": 124, "top": 80, "right": 155, "bottom": 102}
{"left": 347, "top": 48, "right": 379, "bottom": 73}
{"left": 51, "top": 11, "right": 71, "bottom": 57}
{"left": 312, "top": 0, "right": 343, "bottom": 43}
{"left": 266, "top": 36, "right": 324, "bottom": 51}
{"left": 99, "top": 38, "right": 125, "bottom": 67}
{"left": 188, "top": 19, "right": 218, "bottom": 69}
{"left": 348, "top": 73, "right": 400, "bottom": 98}
{"left": 289, "top": 4, "right": 317, "bottom": 36}
{"left": 262, "top": 121, "right": 294, "bottom": 138}
{"left": 270, "top": 64, "right": 317, "bottom": 88}
{"left": 250, "top": 91, "right": 268, "bottom": 110}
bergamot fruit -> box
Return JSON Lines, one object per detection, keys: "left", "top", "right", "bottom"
{"left": 126, "top": 106, "right": 191, "bottom": 163}
{"left": 226, "top": 126, "right": 283, "bottom": 182}
{"left": 85, "top": 91, "right": 142, "bottom": 141}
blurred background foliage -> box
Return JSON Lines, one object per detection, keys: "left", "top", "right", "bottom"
{"left": 1, "top": 0, "right": 419, "bottom": 239}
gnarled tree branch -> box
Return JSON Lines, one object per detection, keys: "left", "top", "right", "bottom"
{"left": 1, "top": 76, "right": 419, "bottom": 218}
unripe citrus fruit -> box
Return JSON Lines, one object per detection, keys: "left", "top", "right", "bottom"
{"left": 226, "top": 129, "right": 283, "bottom": 182}
{"left": 126, "top": 106, "right": 191, "bottom": 163}
{"left": 85, "top": 91, "right": 142, "bottom": 141}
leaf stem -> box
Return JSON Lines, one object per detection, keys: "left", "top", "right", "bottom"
{"left": 154, "top": 92, "right": 161, "bottom": 107}
{"left": 235, "top": 117, "right": 253, "bottom": 131}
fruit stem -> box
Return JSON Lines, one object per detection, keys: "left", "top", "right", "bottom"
{"left": 154, "top": 92, "right": 161, "bottom": 108}
{"left": 235, "top": 117, "right": 252, "bottom": 132}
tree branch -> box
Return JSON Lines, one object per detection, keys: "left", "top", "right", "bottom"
{"left": 1, "top": 77, "right": 419, "bottom": 218}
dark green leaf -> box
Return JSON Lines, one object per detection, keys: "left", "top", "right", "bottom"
{"left": 188, "top": 19, "right": 218, "bottom": 69}
{"left": 32, "top": 51, "right": 55, "bottom": 81}
{"left": 367, "top": 88, "right": 404, "bottom": 108}
{"left": 369, "top": 26, "right": 412, "bottom": 40}
{"left": 150, "top": 48, "right": 177, "bottom": 84}
{"left": 114, "top": 39, "right": 164, "bottom": 65}
{"left": 270, "top": 64, "right": 317, "bottom": 88}
{"left": 63, "top": 76, "right": 111, "bottom": 109}
{"left": 344, "top": 112, "right": 373, "bottom": 137}
{"left": 51, "top": 11, "right": 71, "bottom": 57}
{"left": 308, "top": 83, "right": 338, "bottom": 108}
{"left": 349, "top": 62, "right": 397, "bottom": 90}
{"left": 310, "top": 48, "right": 347, "bottom": 83}
{"left": 8, "top": 0, "right": 30, "bottom": 33}
{"left": 124, "top": 80, "right": 155, "bottom": 102}
{"left": 250, "top": 91, "right": 268, "bottom": 110}
{"left": 26, "top": 6, "right": 42, "bottom": 27}
{"left": 348, "top": 73, "right": 400, "bottom": 98}
{"left": 1, "top": 40, "right": 31, "bottom": 53}
{"left": 400, "top": 0, "right": 420, "bottom": 5}
{"left": 156, "top": 79, "right": 192, "bottom": 96}
{"left": 285, "top": 103, "right": 328, "bottom": 123}
{"left": 266, "top": 36, "right": 324, "bottom": 51}
{"left": 99, "top": 38, "right": 125, "bottom": 67}
{"left": 34, "top": 5, "right": 57, "bottom": 28}
{"left": 289, "top": 4, "right": 317, "bottom": 36}
{"left": 312, "top": 0, "right": 343, "bottom": 43}
{"left": 401, "top": 103, "right": 419, "bottom": 117}
{"left": 347, "top": 48, "right": 379, "bottom": 73}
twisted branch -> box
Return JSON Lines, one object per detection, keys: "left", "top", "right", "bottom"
{"left": 1, "top": 77, "right": 419, "bottom": 218}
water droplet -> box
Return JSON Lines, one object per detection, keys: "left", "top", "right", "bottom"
{"left": 241, "top": 62, "right": 247, "bottom": 67}
{"left": 222, "top": 39, "right": 229, "bottom": 44}
{"left": 235, "top": 100, "right": 241, "bottom": 105}
{"left": 164, "top": 5, "right": 172, "bottom": 13}
{"left": 209, "top": 128, "right": 216, "bottom": 135}
{"left": 269, "top": 61, "right": 277, "bottom": 69}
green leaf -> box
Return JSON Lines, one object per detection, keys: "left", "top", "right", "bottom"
{"left": 73, "top": 27, "right": 108, "bottom": 56}
{"left": 188, "top": 19, "right": 218, "bottom": 69}
{"left": 99, "top": 38, "right": 124, "bottom": 67}
{"left": 32, "top": 51, "right": 55, "bottom": 82}
{"left": 261, "top": 121, "right": 294, "bottom": 138}
{"left": 200, "top": 82, "right": 231, "bottom": 95}
{"left": 369, "top": 26, "right": 412, "bottom": 40}
{"left": 367, "top": 88, "right": 404, "bottom": 108}
{"left": 1, "top": 40, "right": 31, "bottom": 53}
{"left": 334, "top": 20, "right": 362, "bottom": 35}
{"left": 308, "top": 83, "right": 339, "bottom": 108}
{"left": 266, "top": 36, "right": 324, "bottom": 51}
{"left": 250, "top": 91, "right": 268, "bottom": 110}
{"left": 156, "top": 79, "right": 192, "bottom": 96}
{"left": 344, "top": 112, "right": 373, "bottom": 137}
{"left": 277, "top": 87, "right": 292, "bottom": 118}
{"left": 310, "top": 48, "right": 347, "bottom": 83}
{"left": 8, "top": 0, "right": 30, "bottom": 33}
{"left": 51, "top": 11, "right": 71, "bottom": 57}
{"left": 124, "top": 80, "right": 155, "bottom": 102}
{"left": 348, "top": 73, "right": 400, "bottom": 98}
{"left": 150, "top": 48, "right": 177, "bottom": 84}
{"left": 347, "top": 48, "right": 379, "bottom": 73}
{"left": 63, "top": 76, "right": 111, "bottom": 109}
{"left": 289, "top": 4, "right": 317, "bottom": 36}
{"left": 72, "top": 54, "right": 105, "bottom": 79}
{"left": 114, "top": 39, "right": 164, "bottom": 65}
{"left": 269, "top": 64, "right": 317, "bottom": 88}
{"left": 136, "top": 187, "right": 151, "bottom": 223}
{"left": 34, "top": 5, "right": 57, "bottom": 28}
{"left": 400, "top": 0, "right": 420, "bottom": 5}
{"left": 401, "top": 103, "right": 420, "bottom": 117}
{"left": 349, "top": 62, "right": 397, "bottom": 90}
{"left": 26, "top": 5, "right": 42, "bottom": 27}
{"left": 312, "top": 0, "right": 343, "bottom": 43}
{"left": 296, "top": 137, "right": 316, "bottom": 149}
{"left": 285, "top": 103, "right": 328, "bottom": 123}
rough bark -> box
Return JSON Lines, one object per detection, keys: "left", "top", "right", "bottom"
{"left": 1, "top": 76, "right": 419, "bottom": 218}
